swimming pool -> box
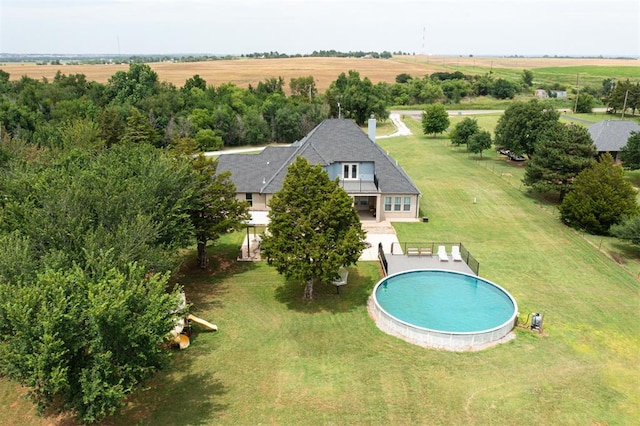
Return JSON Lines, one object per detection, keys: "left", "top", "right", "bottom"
{"left": 368, "top": 270, "right": 518, "bottom": 351}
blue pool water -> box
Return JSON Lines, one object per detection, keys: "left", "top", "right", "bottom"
{"left": 374, "top": 270, "right": 516, "bottom": 333}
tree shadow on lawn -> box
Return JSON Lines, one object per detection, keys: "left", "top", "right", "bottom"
{"left": 174, "top": 243, "right": 257, "bottom": 313}
{"left": 523, "top": 189, "right": 562, "bottom": 210}
{"left": 108, "top": 350, "right": 229, "bottom": 425}
{"left": 609, "top": 240, "right": 640, "bottom": 264}
{"left": 274, "top": 267, "right": 375, "bottom": 314}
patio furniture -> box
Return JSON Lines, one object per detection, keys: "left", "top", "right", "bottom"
{"left": 437, "top": 245, "right": 449, "bottom": 261}
{"left": 451, "top": 245, "right": 463, "bottom": 261}
{"left": 407, "top": 247, "right": 420, "bottom": 256}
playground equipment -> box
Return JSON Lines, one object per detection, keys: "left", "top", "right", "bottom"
{"left": 169, "top": 292, "right": 218, "bottom": 349}
{"left": 187, "top": 314, "right": 218, "bottom": 331}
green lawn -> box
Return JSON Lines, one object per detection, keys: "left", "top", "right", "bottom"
{"left": 447, "top": 64, "right": 638, "bottom": 90}
{"left": 2, "top": 116, "right": 639, "bottom": 425}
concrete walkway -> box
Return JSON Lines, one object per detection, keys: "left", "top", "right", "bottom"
{"left": 377, "top": 113, "right": 412, "bottom": 139}
{"left": 359, "top": 220, "right": 402, "bottom": 261}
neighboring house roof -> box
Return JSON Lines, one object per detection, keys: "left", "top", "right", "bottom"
{"left": 588, "top": 120, "right": 640, "bottom": 152}
{"left": 217, "top": 118, "right": 421, "bottom": 195}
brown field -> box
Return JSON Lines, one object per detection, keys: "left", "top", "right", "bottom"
{"left": 1, "top": 55, "right": 637, "bottom": 92}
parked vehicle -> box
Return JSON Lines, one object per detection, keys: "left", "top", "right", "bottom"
{"left": 497, "top": 149, "right": 526, "bottom": 161}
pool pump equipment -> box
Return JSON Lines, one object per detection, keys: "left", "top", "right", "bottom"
{"left": 530, "top": 312, "right": 542, "bottom": 331}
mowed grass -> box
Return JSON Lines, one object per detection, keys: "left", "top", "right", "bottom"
{"left": 110, "top": 117, "right": 636, "bottom": 424}
{"left": 1, "top": 116, "right": 639, "bottom": 425}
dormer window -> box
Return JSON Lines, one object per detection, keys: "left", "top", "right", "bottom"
{"left": 343, "top": 163, "right": 358, "bottom": 180}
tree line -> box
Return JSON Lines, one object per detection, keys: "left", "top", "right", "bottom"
{"left": 2, "top": 64, "right": 637, "bottom": 154}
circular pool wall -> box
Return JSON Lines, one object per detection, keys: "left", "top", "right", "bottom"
{"left": 368, "top": 269, "right": 518, "bottom": 351}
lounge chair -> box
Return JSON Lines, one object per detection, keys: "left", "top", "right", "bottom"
{"left": 451, "top": 245, "right": 463, "bottom": 262}
{"left": 437, "top": 245, "right": 449, "bottom": 261}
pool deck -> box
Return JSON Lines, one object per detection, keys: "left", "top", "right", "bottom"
{"left": 358, "top": 218, "right": 478, "bottom": 276}
{"left": 385, "top": 253, "right": 475, "bottom": 276}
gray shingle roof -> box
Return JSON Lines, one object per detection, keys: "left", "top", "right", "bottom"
{"left": 588, "top": 120, "right": 640, "bottom": 152}
{"left": 217, "top": 119, "right": 421, "bottom": 195}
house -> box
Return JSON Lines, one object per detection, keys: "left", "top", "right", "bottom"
{"left": 217, "top": 118, "right": 421, "bottom": 223}
{"left": 588, "top": 120, "right": 640, "bottom": 162}
{"left": 534, "top": 89, "right": 567, "bottom": 99}
{"left": 534, "top": 89, "right": 548, "bottom": 99}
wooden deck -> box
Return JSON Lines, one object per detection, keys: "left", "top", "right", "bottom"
{"left": 384, "top": 252, "right": 475, "bottom": 276}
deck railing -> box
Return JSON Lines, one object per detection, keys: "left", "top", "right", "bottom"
{"left": 389, "top": 242, "right": 480, "bottom": 276}
{"left": 378, "top": 242, "right": 388, "bottom": 276}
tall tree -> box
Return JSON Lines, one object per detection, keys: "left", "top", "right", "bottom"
{"left": 260, "top": 157, "right": 366, "bottom": 300}
{"left": 521, "top": 69, "right": 534, "bottom": 87}
{"left": 408, "top": 78, "right": 443, "bottom": 104}
{"left": 289, "top": 76, "right": 317, "bottom": 103}
{"left": 325, "top": 70, "right": 388, "bottom": 125}
{"left": 619, "top": 131, "right": 640, "bottom": 170}
{"left": 255, "top": 76, "right": 285, "bottom": 98}
{"left": 121, "top": 108, "right": 159, "bottom": 145}
{"left": 106, "top": 63, "right": 159, "bottom": 107}
{"left": 494, "top": 99, "right": 560, "bottom": 158}
{"left": 450, "top": 117, "right": 479, "bottom": 147}
{"left": 559, "top": 153, "right": 637, "bottom": 234}
{"left": 574, "top": 92, "right": 595, "bottom": 113}
{"left": 491, "top": 78, "right": 518, "bottom": 99}
{"left": 0, "top": 144, "right": 196, "bottom": 273}
{"left": 194, "top": 128, "right": 223, "bottom": 151}
{"left": 98, "top": 106, "right": 126, "bottom": 147}
{"left": 273, "top": 106, "right": 303, "bottom": 143}
{"left": 0, "top": 262, "right": 182, "bottom": 424}
{"left": 182, "top": 74, "right": 207, "bottom": 92}
{"left": 606, "top": 79, "right": 639, "bottom": 115}
{"left": 523, "top": 124, "right": 597, "bottom": 200}
{"left": 467, "top": 130, "right": 492, "bottom": 159}
{"left": 190, "top": 155, "right": 249, "bottom": 268}
{"left": 421, "top": 103, "right": 449, "bottom": 137}
{"left": 442, "top": 79, "right": 470, "bottom": 103}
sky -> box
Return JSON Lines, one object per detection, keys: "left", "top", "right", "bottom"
{"left": 1, "top": 0, "right": 639, "bottom": 57}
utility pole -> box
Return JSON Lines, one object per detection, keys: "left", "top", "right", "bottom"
{"left": 573, "top": 73, "right": 581, "bottom": 113}
{"left": 621, "top": 90, "right": 629, "bottom": 119}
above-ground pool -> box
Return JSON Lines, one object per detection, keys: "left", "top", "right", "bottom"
{"left": 368, "top": 270, "right": 518, "bottom": 351}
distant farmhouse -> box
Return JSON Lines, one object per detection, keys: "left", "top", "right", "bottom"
{"left": 534, "top": 89, "right": 568, "bottom": 99}
{"left": 217, "top": 119, "right": 421, "bottom": 224}
{"left": 588, "top": 120, "right": 640, "bottom": 162}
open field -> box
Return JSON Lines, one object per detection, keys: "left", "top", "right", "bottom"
{"left": 2, "top": 56, "right": 638, "bottom": 92}
{"left": 2, "top": 115, "right": 637, "bottom": 425}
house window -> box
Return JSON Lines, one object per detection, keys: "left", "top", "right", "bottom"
{"left": 384, "top": 196, "right": 392, "bottom": 211}
{"left": 403, "top": 197, "right": 411, "bottom": 211}
{"left": 245, "top": 193, "right": 253, "bottom": 207}
{"left": 356, "top": 197, "right": 368, "bottom": 206}
{"left": 343, "top": 163, "right": 358, "bottom": 180}
{"left": 394, "top": 196, "right": 401, "bottom": 211}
